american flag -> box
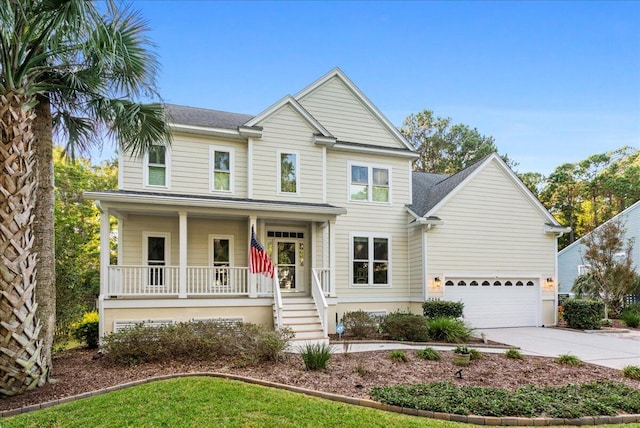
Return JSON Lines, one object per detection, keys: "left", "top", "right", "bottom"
{"left": 250, "top": 227, "right": 274, "bottom": 278}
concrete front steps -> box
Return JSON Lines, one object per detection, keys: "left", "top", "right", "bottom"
{"left": 274, "top": 295, "right": 329, "bottom": 347}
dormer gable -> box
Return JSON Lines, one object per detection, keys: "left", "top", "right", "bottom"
{"left": 294, "top": 67, "right": 414, "bottom": 152}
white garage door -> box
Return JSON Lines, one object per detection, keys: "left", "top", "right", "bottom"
{"left": 443, "top": 278, "right": 539, "bottom": 328}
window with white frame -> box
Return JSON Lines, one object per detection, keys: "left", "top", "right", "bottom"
{"left": 351, "top": 234, "right": 390, "bottom": 286}
{"left": 210, "top": 235, "right": 234, "bottom": 287}
{"left": 210, "top": 147, "right": 233, "bottom": 192}
{"left": 278, "top": 151, "right": 299, "bottom": 194}
{"left": 146, "top": 145, "right": 169, "bottom": 187}
{"left": 349, "top": 164, "right": 390, "bottom": 203}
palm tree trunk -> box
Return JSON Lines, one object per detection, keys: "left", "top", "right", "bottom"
{"left": 33, "top": 96, "right": 55, "bottom": 375}
{"left": 0, "top": 91, "right": 48, "bottom": 396}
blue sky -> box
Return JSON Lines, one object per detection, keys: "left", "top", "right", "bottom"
{"left": 94, "top": 1, "right": 639, "bottom": 175}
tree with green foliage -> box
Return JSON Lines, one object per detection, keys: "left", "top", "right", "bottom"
{"left": 572, "top": 219, "right": 640, "bottom": 319}
{"left": 1, "top": 0, "right": 170, "bottom": 395}
{"left": 54, "top": 148, "right": 116, "bottom": 341}
{"left": 400, "top": 109, "right": 514, "bottom": 174}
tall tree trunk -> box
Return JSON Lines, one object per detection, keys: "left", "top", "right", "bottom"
{"left": 0, "top": 92, "right": 48, "bottom": 396}
{"left": 33, "top": 96, "right": 55, "bottom": 375}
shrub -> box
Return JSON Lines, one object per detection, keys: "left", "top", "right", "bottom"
{"left": 620, "top": 310, "right": 640, "bottom": 328}
{"left": 469, "top": 348, "right": 483, "bottom": 361}
{"left": 416, "top": 347, "right": 441, "bottom": 361}
{"left": 341, "top": 310, "right": 378, "bottom": 338}
{"left": 300, "top": 342, "right": 332, "bottom": 370}
{"left": 380, "top": 311, "right": 429, "bottom": 342}
{"left": 390, "top": 350, "right": 408, "bottom": 363}
{"left": 504, "top": 348, "right": 523, "bottom": 360}
{"left": 427, "top": 317, "right": 471, "bottom": 343}
{"left": 422, "top": 300, "right": 464, "bottom": 319}
{"left": 556, "top": 354, "right": 583, "bottom": 366}
{"left": 562, "top": 299, "right": 604, "bottom": 330}
{"left": 622, "top": 365, "right": 640, "bottom": 380}
{"left": 355, "top": 358, "right": 368, "bottom": 376}
{"left": 102, "top": 320, "right": 292, "bottom": 365}
{"left": 70, "top": 311, "right": 100, "bottom": 349}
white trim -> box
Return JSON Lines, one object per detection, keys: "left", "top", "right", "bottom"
{"left": 347, "top": 161, "right": 392, "bottom": 205}
{"left": 293, "top": 67, "right": 415, "bottom": 151}
{"left": 245, "top": 95, "right": 333, "bottom": 137}
{"left": 209, "top": 145, "right": 235, "bottom": 194}
{"left": 142, "top": 231, "right": 171, "bottom": 266}
{"left": 349, "top": 232, "right": 392, "bottom": 288}
{"left": 276, "top": 149, "right": 300, "bottom": 196}
{"left": 192, "top": 316, "right": 245, "bottom": 323}
{"left": 170, "top": 123, "right": 244, "bottom": 140}
{"left": 322, "top": 146, "right": 327, "bottom": 203}
{"left": 142, "top": 143, "right": 171, "bottom": 190}
{"left": 338, "top": 296, "right": 420, "bottom": 303}
{"left": 103, "top": 298, "right": 274, "bottom": 308}
{"left": 208, "top": 234, "right": 235, "bottom": 266}
{"left": 331, "top": 142, "right": 418, "bottom": 159}
{"left": 247, "top": 138, "right": 254, "bottom": 199}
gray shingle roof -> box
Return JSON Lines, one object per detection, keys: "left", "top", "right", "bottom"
{"left": 165, "top": 104, "right": 254, "bottom": 130}
{"left": 409, "top": 156, "right": 489, "bottom": 217}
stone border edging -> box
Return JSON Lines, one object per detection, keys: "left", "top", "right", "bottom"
{"left": 329, "top": 339, "right": 515, "bottom": 349}
{"left": 2, "top": 372, "right": 640, "bottom": 425}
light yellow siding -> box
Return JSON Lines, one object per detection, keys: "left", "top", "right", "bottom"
{"left": 407, "top": 220, "right": 425, "bottom": 299}
{"left": 120, "top": 133, "right": 248, "bottom": 197}
{"left": 252, "top": 105, "right": 324, "bottom": 202}
{"left": 121, "top": 214, "right": 179, "bottom": 265}
{"left": 326, "top": 151, "right": 413, "bottom": 299}
{"left": 298, "top": 76, "right": 403, "bottom": 149}
{"left": 426, "top": 160, "right": 556, "bottom": 278}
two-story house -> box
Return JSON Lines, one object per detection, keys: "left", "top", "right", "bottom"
{"left": 86, "top": 68, "right": 567, "bottom": 343}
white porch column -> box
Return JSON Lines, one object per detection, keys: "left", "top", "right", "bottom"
{"left": 248, "top": 215, "right": 257, "bottom": 298}
{"left": 328, "top": 219, "right": 336, "bottom": 297}
{"left": 98, "top": 206, "right": 110, "bottom": 341}
{"left": 179, "top": 211, "right": 188, "bottom": 298}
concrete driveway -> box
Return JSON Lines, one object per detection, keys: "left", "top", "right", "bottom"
{"left": 477, "top": 327, "right": 640, "bottom": 369}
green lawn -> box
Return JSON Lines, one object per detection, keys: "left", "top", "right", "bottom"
{"left": 0, "top": 377, "right": 634, "bottom": 428}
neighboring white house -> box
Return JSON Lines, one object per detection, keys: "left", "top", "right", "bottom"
{"left": 85, "top": 68, "right": 568, "bottom": 342}
{"left": 558, "top": 199, "right": 640, "bottom": 294}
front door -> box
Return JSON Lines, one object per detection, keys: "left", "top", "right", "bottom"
{"left": 268, "top": 231, "right": 305, "bottom": 293}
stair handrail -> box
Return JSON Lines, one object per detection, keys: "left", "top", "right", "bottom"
{"left": 273, "top": 271, "right": 283, "bottom": 329}
{"left": 311, "top": 268, "right": 328, "bottom": 337}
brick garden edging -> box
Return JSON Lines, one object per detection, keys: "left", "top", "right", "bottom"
{"left": 2, "top": 372, "right": 640, "bottom": 425}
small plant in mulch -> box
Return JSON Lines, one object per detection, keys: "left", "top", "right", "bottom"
{"left": 622, "top": 365, "right": 640, "bottom": 380}
{"left": 556, "top": 354, "right": 583, "bottom": 366}
{"left": 70, "top": 311, "right": 100, "bottom": 349}
{"left": 299, "top": 343, "right": 333, "bottom": 371}
{"left": 468, "top": 348, "right": 483, "bottom": 360}
{"left": 504, "top": 348, "right": 523, "bottom": 360}
{"left": 620, "top": 310, "right": 640, "bottom": 328}
{"left": 416, "top": 347, "right": 441, "bottom": 361}
{"left": 354, "top": 358, "right": 368, "bottom": 376}
{"left": 341, "top": 310, "right": 378, "bottom": 338}
{"left": 380, "top": 311, "right": 429, "bottom": 342}
{"left": 389, "top": 350, "right": 408, "bottom": 363}
{"left": 427, "top": 317, "right": 471, "bottom": 343}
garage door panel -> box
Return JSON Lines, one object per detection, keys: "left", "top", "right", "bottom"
{"left": 443, "top": 278, "right": 539, "bottom": 328}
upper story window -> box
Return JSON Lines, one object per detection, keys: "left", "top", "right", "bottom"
{"left": 145, "top": 144, "right": 170, "bottom": 188}
{"left": 278, "top": 150, "right": 299, "bottom": 195}
{"left": 210, "top": 146, "right": 234, "bottom": 192}
{"left": 351, "top": 233, "right": 390, "bottom": 287}
{"left": 349, "top": 163, "right": 390, "bottom": 203}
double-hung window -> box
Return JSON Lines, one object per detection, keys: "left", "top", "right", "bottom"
{"left": 146, "top": 145, "right": 169, "bottom": 188}
{"left": 278, "top": 150, "right": 299, "bottom": 195}
{"left": 351, "top": 233, "right": 390, "bottom": 287}
{"left": 210, "top": 146, "right": 233, "bottom": 192}
{"left": 349, "top": 164, "right": 390, "bottom": 203}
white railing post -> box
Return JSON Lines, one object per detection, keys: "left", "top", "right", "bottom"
{"left": 178, "top": 211, "right": 188, "bottom": 298}
{"left": 273, "top": 272, "right": 283, "bottom": 329}
{"left": 328, "top": 219, "right": 336, "bottom": 297}
{"left": 311, "top": 269, "right": 329, "bottom": 337}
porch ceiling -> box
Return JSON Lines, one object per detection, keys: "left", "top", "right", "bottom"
{"left": 85, "top": 190, "right": 347, "bottom": 221}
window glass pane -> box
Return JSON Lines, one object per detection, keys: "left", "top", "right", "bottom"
{"left": 373, "top": 262, "right": 388, "bottom": 284}
{"left": 147, "top": 237, "right": 165, "bottom": 263}
{"left": 148, "top": 166, "right": 166, "bottom": 186}
{"left": 277, "top": 242, "right": 295, "bottom": 265}
{"left": 353, "top": 262, "right": 368, "bottom": 284}
{"left": 214, "top": 151, "right": 230, "bottom": 172}
{"left": 280, "top": 153, "right": 297, "bottom": 193}
{"left": 213, "top": 239, "right": 230, "bottom": 265}
{"left": 214, "top": 171, "right": 230, "bottom": 191}
{"left": 351, "top": 165, "right": 368, "bottom": 184}
{"left": 353, "top": 237, "right": 368, "bottom": 259}
{"left": 350, "top": 184, "right": 368, "bottom": 201}
{"left": 278, "top": 266, "right": 296, "bottom": 289}
{"left": 372, "top": 186, "right": 389, "bottom": 202}
{"left": 372, "top": 168, "right": 388, "bottom": 186}
{"left": 148, "top": 146, "right": 165, "bottom": 165}
{"left": 373, "top": 238, "right": 388, "bottom": 260}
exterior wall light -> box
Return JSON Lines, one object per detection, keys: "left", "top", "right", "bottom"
{"left": 433, "top": 276, "right": 441, "bottom": 287}
{"left": 545, "top": 277, "right": 554, "bottom": 288}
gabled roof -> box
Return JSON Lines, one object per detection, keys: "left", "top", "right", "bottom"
{"left": 165, "top": 103, "right": 253, "bottom": 130}
{"left": 244, "top": 95, "right": 334, "bottom": 137}
{"left": 558, "top": 198, "right": 640, "bottom": 256}
{"left": 294, "top": 67, "right": 415, "bottom": 152}
{"left": 408, "top": 153, "right": 564, "bottom": 227}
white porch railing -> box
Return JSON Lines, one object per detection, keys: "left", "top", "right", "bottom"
{"left": 313, "top": 268, "right": 332, "bottom": 296}
{"left": 273, "top": 272, "right": 283, "bottom": 329}
{"left": 311, "top": 269, "right": 328, "bottom": 337}
{"left": 187, "top": 267, "right": 249, "bottom": 295}
{"left": 107, "top": 266, "right": 180, "bottom": 295}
